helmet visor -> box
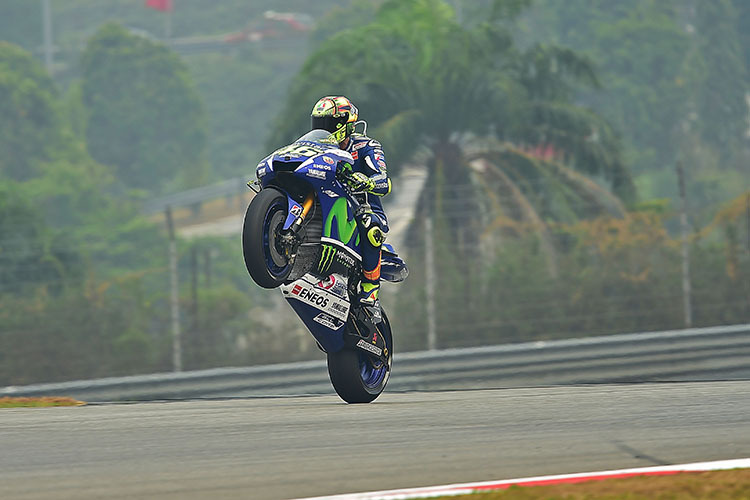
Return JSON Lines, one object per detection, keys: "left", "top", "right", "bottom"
{"left": 311, "top": 113, "right": 348, "bottom": 134}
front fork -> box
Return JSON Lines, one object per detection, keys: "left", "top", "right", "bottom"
{"left": 278, "top": 190, "right": 315, "bottom": 260}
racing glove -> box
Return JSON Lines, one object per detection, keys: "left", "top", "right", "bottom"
{"left": 343, "top": 171, "right": 376, "bottom": 193}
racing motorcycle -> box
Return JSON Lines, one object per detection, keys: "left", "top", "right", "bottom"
{"left": 242, "top": 129, "right": 408, "bottom": 403}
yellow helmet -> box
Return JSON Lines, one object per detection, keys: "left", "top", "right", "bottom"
{"left": 311, "top": 96, "right": 359, "bottom": 144}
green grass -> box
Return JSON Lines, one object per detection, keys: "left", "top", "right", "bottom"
{"left": 0, "top": 397, "right": 85, "bottom": 408}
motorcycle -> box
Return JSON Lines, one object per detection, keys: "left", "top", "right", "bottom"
{"left": 242, "top": 129, "right": 408, "bottom": 403}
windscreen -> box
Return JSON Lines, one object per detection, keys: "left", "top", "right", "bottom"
{"left": 295, "top": 129, "right": 338, "bottom": 145}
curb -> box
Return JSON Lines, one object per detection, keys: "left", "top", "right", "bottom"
{"left": 294, "top": 458, "right": 750, "bottom": 500}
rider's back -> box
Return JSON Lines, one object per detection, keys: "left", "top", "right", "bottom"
{"left": 345, "top": 133, "right": 391, "bottom": 223}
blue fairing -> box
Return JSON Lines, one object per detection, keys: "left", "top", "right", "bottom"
{"left": 285, "top": 299, "right": 345, "bottom": 352}
{"left": 257, "top": 132, "right": 362, "bottom": 257}
{"left": 283, "top": 197, "right": 304, "bottom": 230}
{"left": 255, "top": 130, "right": 406, "bottom": 354}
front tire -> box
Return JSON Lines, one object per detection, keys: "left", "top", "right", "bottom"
{"left": 327, "top": 310, "right": 393, "bottom": 404}
{"left": 242, "top": 188, "right": 292, "bottom": 288}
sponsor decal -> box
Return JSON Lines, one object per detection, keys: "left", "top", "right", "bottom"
{"left": 335, "top": 250, "right": 356, "bottom": 268}
{"left": 330, "top": 301, "right": 348, "bottom": 316}
{"left": 331, "top": 282, "right": 348, "bottom": 298}
{"left": 256, "top": 166, "right": 267, "bottom": 178}
{"left": 352, "top": 141, "right": 368, "bottom": 151}
{"left": 286, "top": 277, "right": 350, "bottom": 320}
{"left": 377, "top": 160, "right": 387, "bottom": 169}
{"left": 321, "top": 189, "right": 338, "bottom": 198}
{"left": 323, "top": 197, "right": 359, "bottom": 245}
{"left": 306, "top": 169, "right": 326, "bottom": 180}
{"left": 294, "top": 286, "right": 330, "bottom": 308}
{"left": 356, "top": 339, "right": 383, "bottom": 356}
{"left": 313, "top": 313, "right": 343, "bottom": 330}
{"left": 290, "top": 204, "right": 302, "bottom": 217}
{"left": 308, "top": 157, "right": 332, "bottom": 171}
{"left": 322, "top": 156, "right": 335, "bottom": 165}
{"left": 318, "top": 244, "right": 338, "bottom": 274}
{"left": 317, "top": 274, "right": 337, "bottom": 290}
{"left": 351, "top": 151, "right": 359, "bottom": 160}
{"left": 317, "top": 273, "right": 348, "bottom": 298}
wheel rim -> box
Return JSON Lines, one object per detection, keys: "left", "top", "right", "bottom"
{"left": 263, "top": 200, "right": 291, "bottom": 277}
{"left": 358, "top": 332, "right": 391, "bottom": 389}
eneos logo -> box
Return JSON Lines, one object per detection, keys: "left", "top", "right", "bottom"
{"left": 291, "top": 284, "right": 329, "bottom": 309}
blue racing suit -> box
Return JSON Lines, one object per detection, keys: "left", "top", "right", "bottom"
{"left": 343, "top": 133, "right": 391, "bottom": 302}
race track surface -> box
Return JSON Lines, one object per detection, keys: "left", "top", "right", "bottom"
{"left": 2, "top": 381, "right": 749, "bottom": 500}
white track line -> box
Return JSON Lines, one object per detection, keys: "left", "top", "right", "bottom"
{"left": 295, "top": 458, "right": 750, "bottom": 500}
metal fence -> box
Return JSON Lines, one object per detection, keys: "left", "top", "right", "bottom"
{"left": 2, "top": 324, "right": 748, "bottom": 402}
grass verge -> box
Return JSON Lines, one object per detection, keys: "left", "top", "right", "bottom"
{"left": 460, "top": 469, "right": 750, "bottom": 500}
{"left": 0, "top": 397, "right": 85, "bottom": 408}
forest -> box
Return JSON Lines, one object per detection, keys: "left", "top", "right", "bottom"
{"left": 0, "top": 0, "right": 747, "bottom": 385}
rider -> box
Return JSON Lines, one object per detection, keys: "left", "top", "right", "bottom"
{"left": 310, "top": 96, "right": 391, "bottom": 321}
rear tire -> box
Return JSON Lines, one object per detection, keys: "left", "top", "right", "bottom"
{"left": 327, "top": 310, "right": 393, "bottom": 404}
{"left": 242, "top": 188, "right": 292, "bottom": 289}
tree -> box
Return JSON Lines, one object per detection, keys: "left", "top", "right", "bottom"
{"left": 80, "top": 23, "right": 208, "bottom": 193}
{"left": 0, "top": 183, "right": 82, "bottom": 295}
{"left": 185, "top": 45, "right": 308, "bottom": 179}
{"left": 0, "top": 42, "right": 64, "bottom": 181}
{"left": 692, "top": 0, "right": 748, "bottom": 156}
{"left": 269, "top": 0, "right": 634, "bottom": 226}
{"left": 268, "top": 0, "right": 634, "bottom": 339}
{"left": 524, "top": 0, "right": 691, "bottom": 175}
{"left": 733, "top": 0, "right": 750, "bottom": 72}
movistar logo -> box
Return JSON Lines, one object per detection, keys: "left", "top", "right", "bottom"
{"left": 323, "top": 197, "right": 359, "bottom": 246}
{"left": 319, "top": 244, "right": 337, "bottom": 274}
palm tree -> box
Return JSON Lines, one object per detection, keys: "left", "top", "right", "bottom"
{"left": 268, "top": 0, "right": 635, "bottom": 275}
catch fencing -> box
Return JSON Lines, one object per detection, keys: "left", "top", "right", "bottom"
{"left": 2, "top": 323, "right": 748, "bottom": 402}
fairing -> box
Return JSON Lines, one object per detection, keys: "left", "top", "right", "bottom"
{"left": 254, "top": 130, "right": 406, "bottom": 353}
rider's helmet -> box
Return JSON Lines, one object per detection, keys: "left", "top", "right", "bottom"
{"left": 311, "top": 96, "right": 359, "bottom": 145}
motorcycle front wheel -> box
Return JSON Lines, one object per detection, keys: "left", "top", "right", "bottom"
{"left": 327, "top": 310, "right": 393, "bottom": 404}
{"left": 242, "top": 188, "right": 292, "bottom": 288}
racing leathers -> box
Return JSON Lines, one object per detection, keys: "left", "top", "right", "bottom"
{"left": 340, "top": 133, "right": 391, "bottom": 314}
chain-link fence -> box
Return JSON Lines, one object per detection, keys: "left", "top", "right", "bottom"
{"left": 1, "top": 179, "right": 748, "bottom": 387}
{"left": 388, "top": 184, "right": 750, "bottom": 352}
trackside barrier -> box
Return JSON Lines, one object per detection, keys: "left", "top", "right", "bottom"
{"left": 2, "top": 324, "right": 749, "bottom": 402}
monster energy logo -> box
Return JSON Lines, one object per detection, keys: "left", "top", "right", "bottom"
{"left": 318, "top": 244, "right": 338, "bottom": 274}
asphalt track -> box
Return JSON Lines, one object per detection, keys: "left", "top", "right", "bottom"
{"left": 2, "top": 381, "right": 749, "bottom": 500}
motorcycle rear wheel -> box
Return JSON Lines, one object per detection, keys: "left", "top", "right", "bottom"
{"left": 242, "top": 188, "right": 292, "bottom": 288}
{"left": 327, "top": 310, "right": 393, "bottom": 404}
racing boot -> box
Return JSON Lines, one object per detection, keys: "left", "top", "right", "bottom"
{"left": 357, "top": 281, "right": 382, "bottom": 324}
{"left": 355, "top": 204, "right": 385, "bottom": 325}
